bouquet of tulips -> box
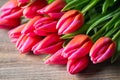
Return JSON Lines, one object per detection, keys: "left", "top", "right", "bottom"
{"left": 0, "top": 0, "right": 120, "bottom": 74}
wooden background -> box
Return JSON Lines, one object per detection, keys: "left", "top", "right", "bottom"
{"left": 0, "top": 0, "right": 120, "bottom": 80}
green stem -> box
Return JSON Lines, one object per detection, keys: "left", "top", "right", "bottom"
{"left": 81, "top": 0, "right": 100, "bottom": 14}
{"left": 91, "top": 11, "right": 120, "bottom": 42}
{"left": 112, "top": 30, "right": 120, "bottom": 41}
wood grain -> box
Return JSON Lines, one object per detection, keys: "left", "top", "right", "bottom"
{"left": 0, "top": 1, "right": 120, "bottom": 80}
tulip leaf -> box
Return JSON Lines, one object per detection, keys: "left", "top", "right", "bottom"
{"left": 86, "top": 7, "right": 120, "bottom": 34}
{"left": 65, "top": 0, "right": 73, "bottom": 3}
{"left": 47, "top": 0, "right": 55, "bottom": 4}
{"left": 102, "top": 0, "right": 115, "bottom": 14}
{"left": 62, "top": 0, "right": 89, "bottom": 11}
{"left": 111, "top": 38, "right": 120, "bottom": 63}
{"left": 62, "top": 39, "right": 71, "bottom": 48}
{"left": 114, "top": 19, "right": 120, "bottom": 28}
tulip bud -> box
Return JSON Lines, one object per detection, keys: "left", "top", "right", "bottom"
{"left": 21, "top": 16, "right": 42, "bottom": 34}
{"left": 32, "top": 34, "right": 64, "bottom": 54}
{"left": 90, "top": 37, "right": 116, "bottom": 64}
{"left": 23, "top": 0, "right": 47, "bottom": 18}
{"left": 0, "top": 18, "right": 21, "bottom": 29}
{"left": 37, "top": 0, "right": 66, "bottom": 19}
{"left": 56, "top": 10, "right": 84, "bottom": 35}
{"left": 16, "top": 34, "right": 42, "bottom": 53}
{"left": 0, "top": 0, "right": 23, "bottom": 19}
{"left": 45, "top": 48, "right": 68, "bottom": 65}
{"left": 8, "top": 24, "right": 26, "bottom": 38}
{"left": 67, "top": 56, "right": 89, "bottom": 74}
{"left": 62, "top": 34, "right": 93, "bottom": 60}
{"left": 33, "top": 17, "right": 58, "bottom": 36}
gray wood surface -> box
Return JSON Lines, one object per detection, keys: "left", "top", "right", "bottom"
{"left": 0, "top": 0, "right": 120, "bottom": 80}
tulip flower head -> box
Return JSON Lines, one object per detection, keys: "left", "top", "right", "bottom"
{"left": 56, "top": 10, "right": 84, "bottom": 35}
{"left": 16, "top": 34, "right": 42, "bottom": 53}
{"left": 37, "top": 0, "right": 66, "bottom": 19}
{"left": 8, "top": 24, "right": 26, "bottom": 39}
{"left": 21, "top": 16, "right": 42, "bottom": 35}
{"left": 0, "top": 18, "right": 21, "bottom": 29}
{"left": 23, "top": 0, "right": 47, "bottom": 18}
{"left": 0, "top": 0, "right": 23, "bottom": 19}
{"left": 32, "top": 34, "right": 64, "bottom": 54}
{"left": 33, "top": 17, "right": 58, "bottom": 36}
{"left": 90, "top": 37, "right": 116, "bottom": 64}
{"left": 62, "top": 34, "right": 93, "bottom": 60}
{"left": 67, "top": 56, "right": 89, "bottom": 74}
{"left": 45, "top": 48, "right": 68, "bottom": 65}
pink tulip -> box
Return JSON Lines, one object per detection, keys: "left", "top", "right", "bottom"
{"left": 22, "top": 16, "right": 42, "bottom": 35}
{"left": 56, "top": 10, "right": 84, "bottom": 35}
{"left": 32, "top": 34, "right": 64, "bottom": 54}
{"left": 37, "top": 0, "right": 66, "bottom": 19}
{"left": 0, "top": 0, "right": 23, "bottom": 19}
{"left": 33, "top": 17, "right": 58, "bottom": 36}
{"left": 62, "top": 34, "right": 93, "bottom": 60}
{"left": 0, "top": 18, "right": 21, "bottom": 29}
{"left": 45, "top": 48, "right": 68, "bottom": 65}
{"left": 16, "top": 34, "right": 42, "bottom": 53}
{"left": 8, "top": 24, "right": 26, "bottom": 38}
{"left": 67, "top": 56, "right": 89, "bottom": 74}
{"left": 17, "top": 0, "right": 31, "bottom": 6}
{"left": 23, "top": 0, "right": 47, "bottom": 18}
{"left": 90, "top": 37, "right": 116, "bottom": 64}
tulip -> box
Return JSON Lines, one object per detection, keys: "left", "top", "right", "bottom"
{"left": 8, "top": 24, "right": 26, "bottom": 39}
{"left": 62, "top": 34, "right": 93, "bottom": 60}
{"left": 37, "top": 0, "right": 66, "bottom": 19}
{"left": 45, "top": 48, "right": 68, "bottom": 65}
{"left": 0, "top": 0, "right": 23, "bottom": 19}
{"left": 23, "top": 0, "right": 47, "bottom": 18}
{"left": 16, "top": 34, "right": 42, "bottom": 53}
{"left": 32, "top": 34, "right": 64, "bottom": 54}
{"left": 0, "top": 18, "right": 21, "bottom": 29}
{"left": 17, "top": 0, "right": 31, "bottom": 6}
{"left": 33, "top": 17, "right": 58, "bottom": 36}
{"left": 67, "top": 56, "right": 89, "bottom": 74}
{"left": 56, "top": 10, "right": 84, "bottom": 35}
{"left": 21, "top": 16, "right": 42, "bottom": 35}
{"left": 90, "top": 37, "right": 116, "bottom": 64}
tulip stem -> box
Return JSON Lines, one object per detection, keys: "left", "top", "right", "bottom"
{"left": 81, "top": 0, "right": 100, "bottom": 14}
{"left": 112, "top": 30, "right": 120, "bottom": 41}
{"left": 91, "top": 11, "right": 120, "bottom": 42}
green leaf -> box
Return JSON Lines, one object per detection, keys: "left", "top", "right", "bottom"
{"left": 111, "top": 38, "right": 120, "bottom": 63}
{"left": 47, "top": 0, "right": 55, "bottom": 4}
{"left": 62, "top": 39, "right": 71, "bottom": 48}
{"left": 65, "top": 0, "right": 73, "bottom": 3}
{"left": 86, "top": 8, "right": 120, "bottom": 34}
{"left": 62, "top": 0, "right": 89, "bottom": 11}
{"left": 102, "top": 0, "right": 115, "bottom": 14}
{"left": 114, "top": 19, "right": 120, "bottom": 28}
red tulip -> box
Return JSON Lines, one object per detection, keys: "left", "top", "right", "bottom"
{"left": 16, "top": 34, "right": 42, "bottom": 53}
{"left": 37, "top": 0, "right": 66, "bottom": 19}
{"left": 62, "top": 34, "right": 93, "bottom": 60}
{"left": 8, "top": 24, "right": 26, "bottom": 38}
{"left": 45, "top": 48, "right": 68, "bottom": 65}
{"left": 90, "top": 37, "right": 116, "bottom": 64}
{"left": 32, "top": 34, "right": 64, "bottom": 54}
{"left": 67, "top": 56, "right": 89, "bottom": 74}
{"left": 23, "top": 0, "right": 47, "bottom": 18}
{"left": 0, "top": 18, "right": 21, "bottom": 29}
{"left": 21, "top": 16, "right": 42, "bottom": 35}
{"left": 0, "top": 0, "right": 23, "bottom": 19}
{"left": 56, "top": 10, "right": 84, "bottom": 35}
{"left": 33, "top": 17, "right": 58, "bottom": 36}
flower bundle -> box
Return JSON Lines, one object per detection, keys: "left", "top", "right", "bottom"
{"left": 0, "top": 0, "right": 120, "bottom": 74}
